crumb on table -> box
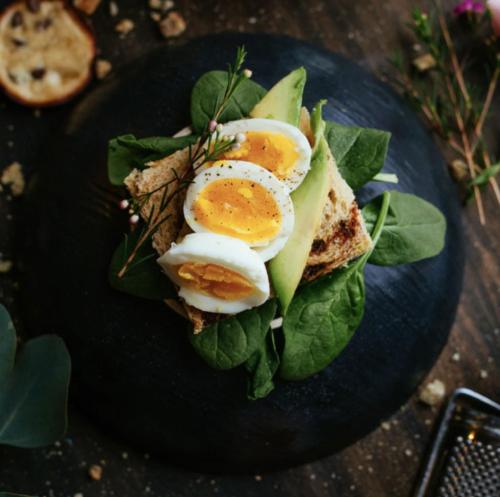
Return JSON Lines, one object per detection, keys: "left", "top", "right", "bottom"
{"left": 419, "top": 379, "right": 446, "bottom": 407}
{"left": 1, "top": 162, "right": 25, "bottom": 197}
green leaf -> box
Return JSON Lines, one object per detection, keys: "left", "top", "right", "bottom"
{"left": 280, "top": 259, "right": 367, "bottom": 380}
{"left": 0, "top": 306, "right": 16, "bottom": 389}
{"left": 190, "top": 299, "right": 277, "bottom": 370}
{"left": 280, "top": 192, "right": 391, "bottom": 381}
{"left": 469, "top": 162, "right": 500, "bottom": 187}
{"left": 0, "top": 305, "right": 71, "bottom": 448}
{"left": 324, "top": 121, "right": 391, "bottom": 190}
{"left": 107, "top": 134, "right": 197, "bottom": 186}
{"left": 190, "top": 71, "right": 266, "bottom": 134}
{"left": 109, "top": 229, "right": 176, "bottom": 301}
{"left": 245, "top": 331, "right": 280, "bottom": 400}
{"left": 362, "top": 191, "right": 446, "bottom": 266}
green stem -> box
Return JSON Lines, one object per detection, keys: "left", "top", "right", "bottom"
{"left": 373, "top": 173, "right": 399, "bottom": 184}
{"left": 369, "top": 191, "right": 391, "bottom": 248}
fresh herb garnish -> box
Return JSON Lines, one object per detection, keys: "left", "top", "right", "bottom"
{"left": 245, "top": 330, "right": 280, "bottom": 400}
{"left": 279, "top": 191, "right": 391, "bottom": 380}
{"left": 113, "top": 47, "right": 257, "bottom": 280}
{"left": 324, "top": 121, "right": 391, "bottom": 191}
{"left": 362, "top": 191, "right": 446, "bottom": 266}
{"left": 189, "top": 299, "right": 277, "bottom": 370}
{"left": 108, "top": 134, "right": 197, "bottom": 186}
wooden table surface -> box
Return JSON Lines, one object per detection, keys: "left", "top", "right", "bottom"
{"left": 0, "top": 0, "right": 498, "bottom": 496}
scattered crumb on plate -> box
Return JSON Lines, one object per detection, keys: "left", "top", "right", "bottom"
{"left": 419, "top": 379, "right": 446, "bottom": 407}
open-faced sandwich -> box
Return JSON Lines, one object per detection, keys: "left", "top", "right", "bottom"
{"left": 108, "top": 48, "right": 446, "bottom": 399}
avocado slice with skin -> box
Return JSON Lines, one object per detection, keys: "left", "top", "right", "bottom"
{"left": 268, "top": 135, "right": 331, "bottom": 314}
{"left": 249, "top": 67, "right": 306, "bottom": 126}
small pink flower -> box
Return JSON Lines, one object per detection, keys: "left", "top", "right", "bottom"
{"left": 489, "top": 0, "right": 500, "bottom": 35}
{"left": 473, "top": 1, "right": 485, "bottom": 12}
{"left": 454, "top": 0, "right": 475, "bottom": 14}
{"left": 208, "top": 120, "right": 217, "bottom": 133}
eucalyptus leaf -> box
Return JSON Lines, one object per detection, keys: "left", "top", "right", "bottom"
{"left": 280, "top": 192, "right": 391, "bottom": 381}
{"left": 190, "top": 299, "right": 277, "bottom": 370}
{"left": 107, "top": 134, "right": 197, "bottom": 186}
{"left": 190, "top": 70, "right": 266, "bottom": 133}
{"left": 0, "top": 305, "right": 71, "bottom": 448}
{"left": 325, "top": 121, "right": 391, "bottom": 190}
{"left": 245, "top": 331, "right": 280, "bottom": 400}
{"left": 109, "top": 229, "right": 176, "bottom": 301}
{"left": 362, "top": 191, "right": 446, "bottom": 266}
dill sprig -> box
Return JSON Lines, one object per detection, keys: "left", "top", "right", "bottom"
{"left": 390, "top": 3, "right": 500, "bottom": 225}
{"left": 117, "top": 47, "right": 251, "bottom": 278}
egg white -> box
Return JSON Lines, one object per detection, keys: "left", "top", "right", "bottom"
{"left": 157, "top": 232, "right": 270, "bottom": 314}
{"left": 203, "top": 118, "right": 312, "bottom": 192}
{"left": 184, "top": 161, "right": 294, "bottom": 261}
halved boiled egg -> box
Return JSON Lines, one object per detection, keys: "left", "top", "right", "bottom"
{"left": 205, "top": 118, "right": 312, "bottom": 192}
{"left": 157, "top": 233, "right": 270, "bottom": 314}
{"left": 184, "top": 161, "right": 294, "bottom": 261}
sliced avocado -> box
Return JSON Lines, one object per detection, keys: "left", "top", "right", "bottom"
{"left": 250, "top": 67, "right": 306, "bottom": 126}
{"left": 268, "top": 136, "right": 331, "bottom": 314}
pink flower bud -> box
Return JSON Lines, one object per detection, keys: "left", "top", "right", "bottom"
{"left": 119, "top": 199, "right": 129, "bottom": 210}
{"left": 129, "top": 214, "right": 139, "bottom": 225}
{"left": 208, "top": 120, "right": 217, "bottom": 133}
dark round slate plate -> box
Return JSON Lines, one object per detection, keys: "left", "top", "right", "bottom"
{"left": 21, "top": 33, "right": 464, "bottom": 473}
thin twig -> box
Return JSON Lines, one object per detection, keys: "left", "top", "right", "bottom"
{"left": 471, "top": 66, "right": 500, "bottom": 152}
{"left": 438, "top": 14, "right": 471, "bottom": 110}
{"left": 444, "top": 75, "right": 486, "bottom": 224}
{"left": 482, "top": 149, "right": 500, "bottom": 205}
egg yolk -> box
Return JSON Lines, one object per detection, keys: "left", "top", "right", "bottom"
{"left": 177, "top": 263, "right": 254, "bottom": 300}
{"left": 192, "top": 178, "right": 281, "bottom": 244}
{"left": 219, "top": 131, "right": 299, "bottom": 179}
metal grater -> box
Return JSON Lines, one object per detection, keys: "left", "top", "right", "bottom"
{"left": 413, "top": 388, "right": 500, "bottom": 497}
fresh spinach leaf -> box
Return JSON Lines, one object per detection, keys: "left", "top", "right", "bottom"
{"left": 362, "top": 191, "right": 446, "bottom": 266}
{"left": 109, "top": 229, "right": 176, "bottom": 301}
{"left": 325, "top": 121, "right": 391, "bottom": 190}
{"left": 0, "top": 305, "right": 71, "bottom": 448}
{"left": 190, "top": 299, "right": 277, "bottom": 370}
{"left": 107, "top": 134, "right": 197, "bottom": 186}
{"left": 191, "top": 71, "right": 266, "bottom": 134}
{"left": 245, "top": 331, "right": 280, "bottom": 400}
{"left": 280, "top": 192, "right": 391, "bottom": 381}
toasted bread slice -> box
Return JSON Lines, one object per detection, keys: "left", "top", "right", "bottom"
{"left": 0, "top": 0, "right": 95, "bottom": 107}
{"left": 124, "top": 136, "right": 372, "bottom": 332}
{"left": 303, "top": 146, "right": 372, "bottom": 281}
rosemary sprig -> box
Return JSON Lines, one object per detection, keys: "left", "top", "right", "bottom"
{"left": 117, "top": 47, "right": 251, "bottom": 278}
{"left": 390, "top": 3, "right": 500, "bottom": 225}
